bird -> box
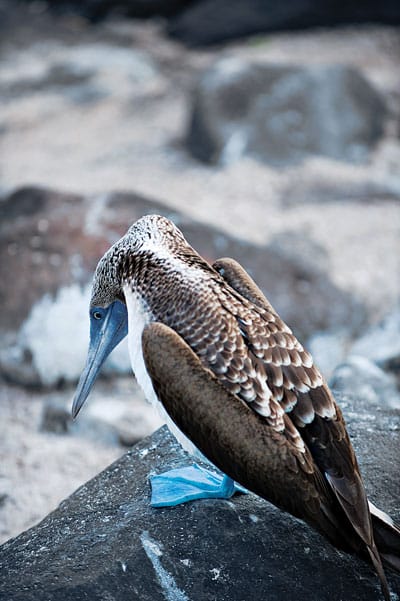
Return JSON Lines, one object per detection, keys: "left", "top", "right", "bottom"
{"left": 72, "top": 214, "right": 400, "bottom": 600}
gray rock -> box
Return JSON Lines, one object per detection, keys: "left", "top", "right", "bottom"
{"left": 0, "top": 186, "right": 366, "bottom": 387}
{"left": 269, "top": 230, "right": 330, "bottom": 278}
{"left": 350, "top": 310, "right": 400, "bottom": 383}
{"left": 0, "top": 397, "right": 399, "bottom": 600}
{"left": 280, "top": 173, "right": 400, "bottom": 207}
{"left": 330, "top": 355, "right": 400, "bottom": 410}
{"left": 21, "top": 0, "right": 400, "bottom": 44}
{"left": 41, "top": 0, "right": 190, "bottom": 21}
{"left": 187, "top": 60, "right": 387, "bottom": 166}
{"left": 168, "top": 0, "right": 400, "bottom": 46}
{"left": 0, "top": 39, "right": 161, "bottom": 105}
{"left": 309, "top": 310, "right": 400, "bottom": 397}
{"left": 40, "top": 379, "right": 164, "bottom": 446}
{"left": 307, "top": 329, "right": 350, "bottom": 380}
{"left": 77, "top": 387, "right": 164, "bottom": 447}
{"left": 40, "top": 398, "right": 71, "bottom": 434}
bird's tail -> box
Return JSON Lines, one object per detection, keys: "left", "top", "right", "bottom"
{"left": 370, "top": 500, "right": 400, "bottom": 574}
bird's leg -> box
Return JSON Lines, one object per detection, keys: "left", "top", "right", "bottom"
{"left": 150, "top": 464, "right": 247, "bottom": 507}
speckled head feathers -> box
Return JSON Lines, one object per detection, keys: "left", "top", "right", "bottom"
{"left": 127, "top": 214, "right": 187, "bottom": 251}
{"left": 89, "top": 214, "right": 189, "bottom": 308}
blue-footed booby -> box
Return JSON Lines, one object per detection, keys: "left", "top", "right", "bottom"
{"left": 72, "top": 214, "right": 399, "bottom": 600}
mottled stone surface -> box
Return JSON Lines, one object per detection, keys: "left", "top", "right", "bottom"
{"left": 0, "top": 393, "right": 399, "bottom": 601}
{"left": 187, "top": 60, "right": 387, "bottom": 166}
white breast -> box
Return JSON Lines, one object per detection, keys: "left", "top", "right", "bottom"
{"left": 123, "top": 284, "right": 202, "bottom": 458}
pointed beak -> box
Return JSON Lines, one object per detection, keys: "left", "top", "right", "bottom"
{"left": 72, "top": 300, "right": 128, "bottom": 419}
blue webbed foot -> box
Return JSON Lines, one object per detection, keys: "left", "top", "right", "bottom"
{"left": 150, "top": 464, "right": 248, "bottom": 507}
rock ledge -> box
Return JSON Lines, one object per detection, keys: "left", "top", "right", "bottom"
{"left": 0, "top": 394, "right": 399, "bottom": 600}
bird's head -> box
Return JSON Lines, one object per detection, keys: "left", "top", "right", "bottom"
{"left": 71, "top": 243, "right": 128, "bottom": 419}
{"left": 72, "top": 214, "right": 189, "bottom": 418}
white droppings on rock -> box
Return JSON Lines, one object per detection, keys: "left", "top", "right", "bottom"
{"left": 210, "top": 567, "right": 221, "bottom": 581}
{"left": 19, "top": 284, "right": 91, "bottom": 386}
{"left": 140, "top": 531, "right": 190, "bottom": 601}
{"left": 120, "top": 561, "right": 127, "bottom": 573}
{"left": 141, "top": 532, "right": 163, "bottom": 557}
{"left": 249, "top": 514, "right": 259, "bottom": 523}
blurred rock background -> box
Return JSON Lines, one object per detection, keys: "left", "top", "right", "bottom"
{"left": 0, "top": 0, "right": 399, "bottom": 545}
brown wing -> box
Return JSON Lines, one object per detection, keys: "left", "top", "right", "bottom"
{"left": 213, "top": 257, "right": 337, "bottom": 428}
{"left": 212, "top": 258, "right": 379, "bottom": 556}
{"left": 143, "top": 258, "right": 390, "bottom": 598}
{"left": 142, "top": 321, "right": 350, "bottom": 548}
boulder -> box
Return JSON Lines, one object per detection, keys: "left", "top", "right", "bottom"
{"left": 307, "top": 329, "right": 349, "bottom": 380}
{"left": 0, "top": 186, "right": 366, "bottom": 387}
{"left": 40, "top": 0, "right": 192, "bottom": 21}
{"left": 187, "top": 60, "right": 387, "bottom": 166}
{"left": 40, "top": 378, "right": 164, "bottom": 446}
{"left": 0, "top": 34, "right": 162, "bottom": 107}
{"left": 168, "top": 0, "right": 400, "bottom": 46}
{"left": 350, "top": 310, "right": 400, "bottom": 384}
{"left": 20, "top": 0, "right": 400, "bottom": 44}
{"left": 330, "top": 356, "right": 400, "bottom": 410}
{"left": 323, "top": 309, "right": 400, "bottom": 407}
{"left": 0, "top": 394, "right": 399, "bottom": 600}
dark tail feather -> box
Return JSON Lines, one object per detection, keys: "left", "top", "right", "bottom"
{"left": 366, "top": 541, "right": 391, "bottom": 601}
{"left": 370, "top": 500, "right": 400, "bottom": 573}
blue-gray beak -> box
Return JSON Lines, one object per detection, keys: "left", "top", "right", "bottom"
{"left": 72, "top": 300, "right": 128, "bottom": 418}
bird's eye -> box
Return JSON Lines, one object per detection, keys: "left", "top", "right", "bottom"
{"left": 93, "top": 311, "right": 102, "bottom": 320}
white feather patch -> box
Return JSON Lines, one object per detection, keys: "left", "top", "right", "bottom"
{"left": 123, "top": 284, "right": 204, "bottom": 459}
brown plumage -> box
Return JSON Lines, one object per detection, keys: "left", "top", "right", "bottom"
{"left": 88, "top": 215, "right": 399, "bottom": 600}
